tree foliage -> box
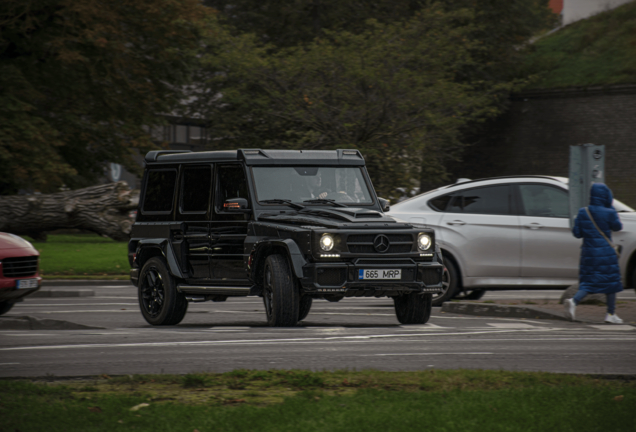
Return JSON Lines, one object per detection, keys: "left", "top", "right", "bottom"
{"left": 0, "top": 0, "right": 210, "bottom": 194}
{"left": 194, "top": 2, "right": 555, "bottom": 196}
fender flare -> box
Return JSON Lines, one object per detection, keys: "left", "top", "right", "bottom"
{"left": 249, "top": 238, "right": 307, "bottom": 280}
{"left": 136, "top": 238, "right": 185, "bottom": 279}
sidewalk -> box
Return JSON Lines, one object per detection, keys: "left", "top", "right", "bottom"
{"left": 444, "top": 299, "right": 636, "bottom": 324}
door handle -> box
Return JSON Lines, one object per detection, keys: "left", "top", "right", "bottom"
{"left": 524, "top": 223, "right": 544, "bottom": 230}
{"left": 446, "top": 220, "right": 466, "bottom": 226}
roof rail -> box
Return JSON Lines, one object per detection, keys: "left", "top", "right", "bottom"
{"left": 145, "top": 150, "right": 193, "bottom": 163}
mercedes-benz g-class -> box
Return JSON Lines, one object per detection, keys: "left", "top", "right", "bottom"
{"left": 129, "top": 149, "right": 443, "bottom": 326}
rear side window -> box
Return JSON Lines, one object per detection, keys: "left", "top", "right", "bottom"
{"left": 454, "top": 185, "right": 510, "bottom": 215}
{"left": 518, "top": 184, "right": 569, "bottom": 218}
{"left": 143, "top": 169, "right": 177, "bottom": 213}
{"left": 181, "top": 166, "right": 212, "bottom": 213}
{"left": 428, "top": 194, "right": 453, "bottom": 212}
{"left": 217, "top": 165, "right": 249, "bottom": 209}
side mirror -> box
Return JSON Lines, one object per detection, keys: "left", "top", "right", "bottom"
{"left": 223, "top": 197, "right": 249, "bottom": 212}
{"left": 378, "top": 197, "right": 390, "bottom": 212}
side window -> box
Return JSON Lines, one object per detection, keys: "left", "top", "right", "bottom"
{"left": 143, "top": 169, "right": 177, "bottom": 213}
{"left": 447, "top": 195, "right": 463, "bottom": 213}
{"left": 428, "top": 194, "right": 453, "bottom": 212}
{"left": 519, "top": 184, "right": 569, "bottom": 218}
{"left": 217, "top": 165, "right": 249, "bottom": 210}
{"left": 180, "top": 166, "right": 212, "bottom": 214}
{"left": 459, "top": 185, "right": 510, "bottom": 215}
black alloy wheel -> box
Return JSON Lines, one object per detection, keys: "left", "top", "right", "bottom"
{"left": 263, "top": 254, "right": 300, "bottom": 327}
{"left": 393, "top": 293, "right": 432, "bottom": 324}
{"left": 138, "top": 257, "right": 188, "bottom": 326}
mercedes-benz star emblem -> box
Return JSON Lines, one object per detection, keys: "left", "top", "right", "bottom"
{"left": 373, "top": 234, "right": 390, "bottom": 253}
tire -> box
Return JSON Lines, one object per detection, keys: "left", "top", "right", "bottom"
{"left": 393, "top": 293, "right": 432, "bottom": 324}
{"left": 432, "top": 256, "right": 459, "bottom": 306}
{"left": 262, "top": 254, "right": 300, "bottom": 327}
{"left": 632, "top": 265, "right": 636, "bottom": 295}
{"left": 454, "top": 289, "right": 486, "bottom": 301}
{"left": 0, "top": 301, "right": 14, "bottom": 316}
{"left": 298, "top": 296, "right": 312, "bottom": 321}
{"left": 444, "top": 258, "right": 486, "bottom": 301}
{"left": 138, "top": 257, "right": 188, "bottom": 326}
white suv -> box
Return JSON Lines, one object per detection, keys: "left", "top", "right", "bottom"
{"left": 389, "top": 176, "right": 636, "bottom": 305}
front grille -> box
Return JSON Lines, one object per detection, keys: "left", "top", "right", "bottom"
{"left": 317, "top": 268, "right": 346, "bottom": 286}
{"left": 420, "top": 267, "right": 442, "bottom": 286}
{"left": 347, "top": 234, "right": 413, "bottom": 254}
{"left": 2, "top": 256, "right": 38, "bottom": 278}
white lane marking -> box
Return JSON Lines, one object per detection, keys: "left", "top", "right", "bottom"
{"left": 1, "top": 334, "right": 60, "bottom": 337}
{"left": 0, "top": 329, "right": 556, "bottom": 351}
{"left": 366, "top": 352, "right": 494, "bottom": 356}
{"left": 487, "top": 323, "right": 538, "bottom": 329}
{"left": 433, "top": 316, "right": 548, "bottom": 324}
{"left": 18, "top": 310, "right": 138, "bottom": 313}
{"left": 96, "top": 297, "right": 138, "bottom": 299}
{"left": 17, "top": 303, "right": 137, "bottom": 307}
{"left": 588, "top": 325, "right": 634, "bottom": 331}
{"left": 3, "top": 335, "right": 635, "bottom": 353}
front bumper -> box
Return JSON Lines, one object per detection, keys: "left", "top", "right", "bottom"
{"left": 299, "top": 258, "right": 443, "bottom": 296}
{"left": 0, "top": 276, "right": 41, "bottom": 303}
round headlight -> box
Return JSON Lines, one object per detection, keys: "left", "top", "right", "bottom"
{"left": 417, "top": 234, "right": 432, "bottom": 251}
{"left": 320, "top": 234, "right": 334, "bottom": 251}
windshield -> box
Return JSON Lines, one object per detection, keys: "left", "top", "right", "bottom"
{"left": 252, "top": 166, "right": 373, "bottom": 205}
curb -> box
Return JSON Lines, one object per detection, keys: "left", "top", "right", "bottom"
{"left": 441, "top": 302, "right": 570, "bottom": 321}
{"left": 30, "top": 289, "right": 95, "bottom": 298}
{"left": 0, "top": 315, "right": 104, "bottom": 330}
{"left": 42, "top": 280, "right": 132, "bottom": 287}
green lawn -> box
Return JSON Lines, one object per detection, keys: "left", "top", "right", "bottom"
{"left": 522, "top": 0, "right": 636, "bottom": 89}
{"left": 1, "top": 370, "right": 634, "bottom": 432}
{"left": 27, "top": 234, "right": 129, "bottom": 277}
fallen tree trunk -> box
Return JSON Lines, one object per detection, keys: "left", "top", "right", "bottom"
{"left": 0, "top": 182, "right": 139, "bottom": 242}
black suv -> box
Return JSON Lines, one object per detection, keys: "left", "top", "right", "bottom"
{"left": 129, "top": 149, "right": 443, "bottom": 326}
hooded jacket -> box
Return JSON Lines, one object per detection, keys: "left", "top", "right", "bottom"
{"left": 572, "top": 183, "right": 623, "bottom": 294}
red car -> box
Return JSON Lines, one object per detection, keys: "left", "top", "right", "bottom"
{"left": 0, "top": 233, "right": 41, "bottom": 315}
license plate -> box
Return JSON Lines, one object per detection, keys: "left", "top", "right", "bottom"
{"left": 17, "top": 279, "right": 38, "bottom": 289}
{"left": 358, "top": 269, "right": 401, "bottom": 280}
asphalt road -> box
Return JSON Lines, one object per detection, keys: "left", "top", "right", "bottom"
{"left": 0, "top": 284, "right": 635, "bottom": 378}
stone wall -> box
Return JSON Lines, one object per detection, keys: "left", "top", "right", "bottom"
{"left": 456, "top": 84, "right": 636, "bottom": 207}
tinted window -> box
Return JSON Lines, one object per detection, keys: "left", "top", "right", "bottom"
{"left": 519, "top": 184, "right": 569, "bottom": 218}
{"left": 181, "top": 166, "right": 212, "bottom": 213}
{"left": 428, "top": 194, "right": 453, "bottom": 212}
{"left": 217, "top": 165, "right": 249, "bottom": 208}
{"left": 457, "top": 185, "right": 510, "bottom": 215}
{"left": 143, "top": 170, "right": 176, "bottom": 213}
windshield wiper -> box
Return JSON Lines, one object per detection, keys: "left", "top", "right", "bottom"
{"left": 260, "top": 199, "right": 305, "bottom": 210}
{"left": 303, "top": 199, "right": 348, "bottom": 208}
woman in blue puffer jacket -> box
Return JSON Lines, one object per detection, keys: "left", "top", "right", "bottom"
{"left": 564, "top": 183, "right": 623, "bottom": 323}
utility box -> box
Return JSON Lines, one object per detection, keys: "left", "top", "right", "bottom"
{"left": 569, "top": 144, "right": 605, "bottom": 228}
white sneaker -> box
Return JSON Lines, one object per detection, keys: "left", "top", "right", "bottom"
{"left": 605, "top": 314, "right": 623, "bottom": 324}
{"left": 564, "top": 298, "right": 576, "bottom": 321}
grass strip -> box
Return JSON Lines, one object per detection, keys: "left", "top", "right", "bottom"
{"left": 1, "top": 370, "right": 634, "bottom": 431}
{"left": 27, "top": 234, "right": 130, "bottom": 276}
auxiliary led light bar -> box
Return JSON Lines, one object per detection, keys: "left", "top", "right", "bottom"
{"left": 420, "top": 253, "right": 433, "bottom": 257}
{"left": 320, "top": 254, "right": 340, "bottom": 258}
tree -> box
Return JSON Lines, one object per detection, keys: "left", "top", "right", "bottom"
{"left": 195, "top": 1, "right": 556, "bottom": 196}
{"left": 193, "top": 6, "right": 517, "bottom": 196}
{"left": 0, "top": 0, "right": 211, "bottom": 194}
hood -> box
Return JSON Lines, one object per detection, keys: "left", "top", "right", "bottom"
{"left": 590, "top": 183, "right": 613, "bottom": 208}
{"left": 0, "top": 232, "right": 35, "bottom": 250}
{"left": 257, "top": 207, "right": 412, "bottom": 228}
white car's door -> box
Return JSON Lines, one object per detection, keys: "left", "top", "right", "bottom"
{"left": 440, "top": 185, "right": 521, "bottom": 278}
{"left": 517, "top": 183, "right": 580, "bottom": 280}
